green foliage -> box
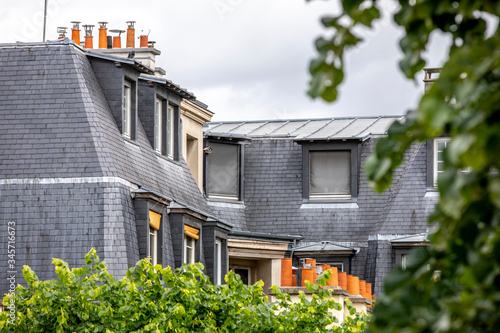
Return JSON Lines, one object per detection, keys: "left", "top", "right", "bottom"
{"left": 308, "top": 0, "right": 500, "bottom": 332}
{"left": 0, "top": 250, "right": 369, "bottom": 332}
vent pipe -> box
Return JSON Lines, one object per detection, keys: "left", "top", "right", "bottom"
{"left": 83, "top": 25, "right": 94, "bottom": 49}
{"left": 71, "top": 21, "right": 81, "bottom": 45}
{"left": 57, "top": 27, "right": 67, "bottom": 39}
{"left": 126, "top": 21, "right": 135, "bottom": 48}
{"left": 98, "top": 22, "right": 108, "bottom": 49}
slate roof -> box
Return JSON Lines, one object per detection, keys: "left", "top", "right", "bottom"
{"left": 0, "top": 39, "right": 210, "bottom": 215}
{"left": 204, "top": 116, "right": 403, "bottom": 141}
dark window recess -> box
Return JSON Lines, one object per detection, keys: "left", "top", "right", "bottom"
{"left": 234, "top": 268, "right": 250, "bottom": 285}
{"left": 207, "top": 142, "right": 240, "bottom": 200}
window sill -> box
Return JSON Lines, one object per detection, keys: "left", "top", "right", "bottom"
{"left": 300, "top": 202, "right": 359, "bottom": 209}
{"left": 208, "top": 200, "right": 246, "bottom": 209}
{"left": 155, "top": 153, "right": 179, "bottom": 165}
{"left": 424, "top": 190, "right": 439, "bottom": 198}
{"left": 123, "top": 136, "right": 139, "bottom": 147}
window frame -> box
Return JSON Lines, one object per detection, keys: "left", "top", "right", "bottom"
{"left": 184, "top": 235, "right": 196, "bottom": 264}
{"left": 122, "top": 78, "right": 137, "bottom": 140}
{"left": 230, "top": 266, "right": 251, "bottom": 285}
{"left": 205, "top": 139, "right": 244, "bottom": 202}
{"left": 433, "top": 137, "right": 449, "bottom": 187}
{"left": 154, "top": 97, "right": 163, "bottom": 154}
{"left": 301, "top": 141, "right": 359, "bottom": 203}
{"left": 149, "top": 226, "right": 158, "bottom": 266}
{"left": 166, "top": 103, "right": 175, "bottom": 159}
{"left": 214, "top": 239, "right": 222, "bottom": 285}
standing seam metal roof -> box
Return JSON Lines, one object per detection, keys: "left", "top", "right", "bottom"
{"left": 204, "top": 116, "right": 404, "bottom": 141}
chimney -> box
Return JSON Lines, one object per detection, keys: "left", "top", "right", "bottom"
{"left": 109, "top": 29, "right": 125, "bottom": 48}
{"left": 424, "top": 68, "right": 440, "bottom": 92}
{"left": 57, "top": 27, "right": 67, "bottom": 40}
{"left": 83, "top": 25, "right": 94, "bottom": 49}
{"left": 98, "top": 22, "right": 108, "bottom": 49}
{"left": 126, "top": 21, "right": 136, "bottom": 48}
{"left": 71, "top": 22, "right": 81, "bottom": 45}
{"left": 139, "top": 29, "right": 150, "bottom": 48}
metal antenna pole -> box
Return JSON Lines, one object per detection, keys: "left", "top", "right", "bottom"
{"left": 43, "top": 0, "right": 48, "bottom": 41}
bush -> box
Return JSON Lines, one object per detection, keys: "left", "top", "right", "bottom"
{"left": 0, "top": 249, "right": 369, "bottom": 332}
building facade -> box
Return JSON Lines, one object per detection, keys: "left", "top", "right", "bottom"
{"left": 204, "top": 117, "right": 440, "bottom": 294}
{"left": 0, "top": 36, "right": 441, "bottom": 297}
{"left": 0, "top": 39, "right": 231, "bottom": 296}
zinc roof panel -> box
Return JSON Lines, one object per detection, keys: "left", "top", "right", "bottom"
{"left": 290, "top": 120, "right": 331, "bottom": 138}
{"left": 356, "top": 117, "right": 400, "bottom": 138}
{"left": 307, "top": 119, "right": 354, "bottom": 139}
{"left": 330, "top": 118, "right": 378, "bottom": 139}
{"left": 249, "top": 121, "right": 287, "bottom": 136}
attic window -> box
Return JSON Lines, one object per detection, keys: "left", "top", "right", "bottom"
{"left": 301, "top": 141, "right": 358, "bottom": 203}
{"left": 206, "top": 141, "right": 241, "bottom": 201}
{"left": 122, "top": 79, "right": 136, "bottom": 140}
{"left": 309, "top": 151, "right": 351, "bottom": 200}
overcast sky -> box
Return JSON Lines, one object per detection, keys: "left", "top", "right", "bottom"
{"left": 1, "top": 0, "right": 451, "bottom": 121}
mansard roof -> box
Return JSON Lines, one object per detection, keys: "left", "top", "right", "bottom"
{"left": 0, "top": 40, "right": 210, "bottom": 215}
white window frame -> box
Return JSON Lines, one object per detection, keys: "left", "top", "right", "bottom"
{"left": 214, "top": 240, "right": 222, "bottom": 285}
{"left": 433, "top": 138, "right": 449, "bottom": 186}
{"left": 166, "top": 104, "right": 175, "bottom": 159}
{"left": 155, "top": 98, "right": 163, "bottom": 154}
{"left": 149, "top": 227, "right": 157, "bottom": 266}
{"left": 401, "top": 254, "right": 407, "bottom": 271}
{"left": 184, "top": 235, "right": 196, "bottom": 264}
{"left": 329, "top": 262, "right": 344, "bottom": 272}
{"left": 123, "top": 81, "right": 132, "bottom": 139}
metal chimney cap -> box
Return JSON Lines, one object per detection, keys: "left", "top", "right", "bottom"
{"left": 98, "top": 22, "right": 108, "bottom": 28}
{"left": 110, "top": 29, "right": 125, "bottom": 35}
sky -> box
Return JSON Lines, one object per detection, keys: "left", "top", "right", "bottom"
{"left": 1, "top": 0, "right": 451, "bottom": 121}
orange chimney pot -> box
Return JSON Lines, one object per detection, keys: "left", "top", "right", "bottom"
{"left": 328, "top": 267, "right": 339, "bottom": 286}
{"left": 71, "top": 21, "right": 81, "bottom": 45}
{"left": 126, "top": 21, "right": 135, "bottom": 48}
{"left": 140, "top": 35, "right": 148, "bottom": 48}
{"left": 347, "top": 275, "right": 360, "bottom": 295}
{"left": 82, "top": 25, "right": 94, "bottom": 49}
{"left": 360, "top": 280, "right": 366, "bottom": 297}
{"left": 338, "top": 272, "right": 347, "bottom": 290}
{"left": 301, "top": 268, "right": 315, "bottom": 287}
{"left": 98, "top": 22, "right": 108, "bottom": 49}
{"left": 281, "top": 258, "right": 293, "bottom": 287}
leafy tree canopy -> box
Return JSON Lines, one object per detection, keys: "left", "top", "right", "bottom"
{"left": 0, "top": 249, "right": 369, "bottom": 333}
{"left": 308, "top": 0, "right": 500, "bottom": 332}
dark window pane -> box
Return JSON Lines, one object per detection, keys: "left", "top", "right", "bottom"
{"left": 309, "top": 151, "right": 350, "bottom": 197}
{"left": 207, "top": 142, "right": 239, "bottom": 198}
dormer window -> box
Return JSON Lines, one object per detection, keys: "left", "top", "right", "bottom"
{"left": 309, "top": 151, "right": 351, "bottom": 200}
{"left": 123, "top": 81, "right": 132, "bottom": 139}
{"left": 155, "top": 98, "right": 163, "bottom": 154}
{"left": 152, "top": 95, "right": 178, "bottom": 160}
{"left": 167, "top": 104, "right": 175, "bottom": 159}
{"left": 122, "top": 79, "right": 137, "bottom": 140}
{"left": 206, "top": 141, "right": 241, "bottom": 201}
{"left": 433, "top": 138, "right": 448, "bottom": 186}
{"left": 301, "top": 142, "right": 358, "bottom": 202}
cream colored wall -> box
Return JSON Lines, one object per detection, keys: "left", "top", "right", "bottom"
{"left": 180, "top": 100, "right": 213, "bottom": 192}
{"left": 181, "top": 115, "right": 203, "bottom": 190}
